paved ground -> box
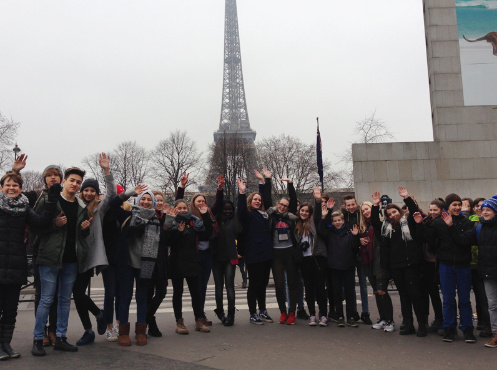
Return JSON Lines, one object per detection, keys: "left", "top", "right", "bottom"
{"left": 6, "top": 273, "right": 497, "bottom": 369}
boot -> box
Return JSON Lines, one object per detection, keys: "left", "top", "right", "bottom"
{"left": 31, "top": 340, "right": 46, "bottom": 357}
{"left": 135, "top": 322, "right": 147, "bottom": 346}
{"left": 195, "top": 319, "right": 211, "bottom": 333}
{"left": 463, "top": 327, "right": 477, "bottom": 343}
{"left": 1, "top": 325, "right": 20, "bottom": 358}
{"left": 48, "top": 331, "right": 56, "bottom": 346}
{"left": 147, "top": 316, "right": 162, "bottom": 337}
{"left": 118, "top": 322, "right": 131, "bottom": 346}
{"left": 224, "top": 308, "right": 235, "bottom": 327}
{"left": 53, "top": 337, "right": 78, "bottom": 352}
{"left": 214, "top": 308, "right": 227, "bottom": 324}
{"left": 416, "top": 321, "right": 427, "bottom": 337}
{"left": 202, "top": 313, "right": 212, "bottom": 326}
{"left": 0, "top": 346, "right": 8, "bottom": 361}
{"left": 42, "top": 327, "right": 51, "bottom": 346}
{"left": 399, "top": 319, "right": 416, "bottom": 335}
{"left": 175, "top": 318, "right": 189, "bottom": 335}
{"left": 360, "top": 312, "right": 372, "bottom": 325}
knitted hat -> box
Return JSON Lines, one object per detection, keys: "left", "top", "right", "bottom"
{"left": 136, "top": 190, "right": 157, "bottom": 209}
{"left": 445, "top": 193, "right": 462, "bottom": 208}
{"left": 80, "top": 178, "right": 100, "bottom": 195}
{"left": 42, "top": 165, "right": 63, "bottom": 185}
{"left": 482, "top": 196, "right": 497, "bottom": 214}
{"left": 116, "top": 184, "right": 125, "bottom": 194}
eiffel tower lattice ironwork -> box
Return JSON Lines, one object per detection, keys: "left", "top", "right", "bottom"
{"left": 214, "top": 0, "right": 256, "bottom": 142}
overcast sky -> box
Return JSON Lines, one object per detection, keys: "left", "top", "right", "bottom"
{"left": 0, "top": 0, "right": 432, "bottom": 176}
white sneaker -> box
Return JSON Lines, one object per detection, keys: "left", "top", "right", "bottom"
{"left": 384, "top": 321, "right": 396, "bottom": 332}
{"left": 308, "top": 315, "right": 317, "bottom": 326}
{"left": 106, "top": 325, "right": 119, "bottom": 342}
{"left": 372, "top": 320, "right": 387, "bottom": 330}
{"left": 319, "top": 316, "right": 328, "bottom": 327}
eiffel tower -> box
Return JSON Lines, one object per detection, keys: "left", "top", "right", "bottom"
{"left": 213, "top": 0, "right": 256, "bottom": 142}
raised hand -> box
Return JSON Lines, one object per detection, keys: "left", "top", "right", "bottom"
{"left": 81, "top": 217, "right": 93, "bottom": 231}
{"left": 372, "top": 192, "right": 381, "bottom": 206}
{"left": 164, "top": 205, "right": 178, "bottom": 217}
{"left": 178, "top": 221, "right": 185, "bottom": 232}
{"left": 237, "top": 178, "right": 246, "bottom": 194}
{"left": 412, "top": 212, "right": 423, "bottom": 224}
{"left": 327, "top": 198, "right": 335, "bottom": 210}
{"left": 442, "top": 212, "right": 453, "bottom": 227}
{"left": 99, "top": 153, "right": 111, "bottom": 174}
{"left": 199, "top": 204, "right": 209, "bottom": 214}
{"left": 12, "top": 154, "right": 27, "bottom": 172}
{"left": 351, "top": 224, "right": 359, "bottom": 235}
{"left": 217, "top": 175, "right": 225, "bottom": 190}
{"left": 321, "top": 202, "right": 329, "bottom": 219}
{"left": 398, "top": 186, "right": 409, "bottom": 199}
{"left": 313, "top": 186, "right": 321, "bottom": 200}
{"left": 254, "top": 169, "right": 264, "bottom": 183}
{"left": 55, "top": 212, "right": 67, "bottom": 227}
{"left": 134, "top": 184, "right": 148, "bottom": 195}
{"left": 180, "top": 172, "right": 189, "bottom": 188}
{"left": 261, "top": 168, "right": 272, "bottom": 178}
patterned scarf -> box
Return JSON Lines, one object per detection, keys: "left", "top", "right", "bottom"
{"left": 0, "top": 192, "right": 29, "bottom": 215}
{"left": 381, "top": 216, "right": 413, "bottom": 241}
{"left": 129, "top": 206, "right": 161, "bottom": 280}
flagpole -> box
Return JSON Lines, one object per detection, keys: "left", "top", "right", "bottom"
{"left": 316, "top": 117, "right": 324, "bottom": 193}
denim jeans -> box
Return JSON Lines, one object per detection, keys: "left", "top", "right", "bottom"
{"left": 34, "top": 263, "right": 78, "bottom": 340}
{"left": 212, "top": 260, "right": 236, "bottom": 314}
{"left": 439, "top": 263, "right": 473, "bottom": 330}
{"left": 0, "top": 284, "right": 22, "bottom": 326}
{"left": 484, "top": 279, "right": 497, "bottom": 333}
{"left": 118, "top": 263, "right": 147, "bottom": 324}
{"left": 355, "top": 262, "right": 369, "bottom": 313}
{"left": 198, "top": 249, "right": 213, "bottom": 314}
{"left": 101, "top": 264, "right": 120, "bottom": 324}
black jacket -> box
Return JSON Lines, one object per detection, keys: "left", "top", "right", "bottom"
{"left": 317, "top": 220, "right": 359, "bottom": 270}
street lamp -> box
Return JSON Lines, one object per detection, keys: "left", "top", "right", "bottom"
{"left": 13, "top": 144, "right": 20, "bottom": 160}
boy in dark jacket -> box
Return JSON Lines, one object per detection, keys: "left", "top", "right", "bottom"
{"left": 318, "top": 207, "right": 360, "bottom": 328}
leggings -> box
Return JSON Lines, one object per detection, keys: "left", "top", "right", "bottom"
{"left": 73, "top": 269, "right": 101, "bottom": 330}
{"left": 146, "top": 279, "right": 167, "bottom": 322}
{"left": 301, "top": 256, "right": 327, "bottom": 317}
{"left": 172, "top": 276, "right": 202, "bottom": 321}
{"left": 212, "top": 260, "right": 236, "bottom": 314}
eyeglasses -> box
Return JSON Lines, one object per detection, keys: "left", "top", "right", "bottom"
{"left": 278, "top": 202, "right": 289, "bottom": 208}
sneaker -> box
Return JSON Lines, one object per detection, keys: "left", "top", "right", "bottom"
{"left": 76, "top": 330, "right": 95, "bottom": 346}
{"left": 308, "top": 315, "right": 317, "bottom": 326}
{"left": 259, "top": 310, "right": 274, "bottom": 323}
{"left": 337, "top": 317, "right": 345, "bottom": 327}
{"left": 279, "top": 312, "right": 288, "bottom": 324}
{"left": 384, "top": 321, "right": 396, "bottom": 332}
{"left": 319, "top": 316, "right": 329, "bottom": 327}
{"left": 297, "top": 309, "right": 309, "bottom": 320}
{"left": 372, "top": 320, "right": 387, "bottom": 330}
{"left": 347, "top": 318, "right": 359, "bottom": 328}
{"left": 250, "top": 313, "right": 263, "bottom": 325}
{"left": 485, "top": 333, "right": 497, "bottom": 348}
{"left": 286, "top": 312, "right": 296, "bottom": 325}
{"left": 105, "top": 327, "right": 118, "bottom": 342}
{"left": 361, "top": 312, "right": 372, "bottom": 325}
{"left": 328, "top": 312, "right": 340, "bottom": 323}
{"left": 96, "top": 310, "right": 107, "bottom": 335}
{"left": 443, "top": 327, "right": 455, "bottom": 342}
{"left": 54, "top": 337, "right": 78, "bottom": 352}
{"left": 464, "top": 327, "right": 476, "bottom": 343}
{"left": 429, "top": 318, "right": 444, "bottom": 333}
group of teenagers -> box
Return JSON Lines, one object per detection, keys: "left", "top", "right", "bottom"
{"left": 1, "top": 153, "right": 497, "bottom": 362}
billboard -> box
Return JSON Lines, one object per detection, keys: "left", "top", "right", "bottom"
{"left": 456, "top": 0, "right": 497, "bottom": 105}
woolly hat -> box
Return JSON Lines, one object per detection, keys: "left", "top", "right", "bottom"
{"left": 42, "top": 165, "right": 63, "bottom": 185}
{"left": 136, "top": 190, "right": 157, "bottom": 209}
{"left": 445, "top": 193, "right": 462, "bottom": 208}
{"left": 80, "top": 178, "right": 100, "bottom": 195}
{"left": 116, "top": 184, "right": 125, "bottom": 194}
{"left": 482, "top": 196, "right": 497, "bottom": 214}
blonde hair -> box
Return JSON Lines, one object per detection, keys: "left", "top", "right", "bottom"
{"left": 190, "top": 193, "right": 206, "bottom": 217}
{"left": 331, "top": 211, "right": 344, "bottom": 220}
{"left": 359, "top": 201, "right": 373, "bottom": 234}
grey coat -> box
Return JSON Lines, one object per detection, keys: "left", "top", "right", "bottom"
{"left": 81, "top": 173, "right": 116, "bottom": 273}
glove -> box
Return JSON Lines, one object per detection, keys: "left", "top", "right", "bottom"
{"left": 47, "top": 183, "right": 62, "bottom": 203}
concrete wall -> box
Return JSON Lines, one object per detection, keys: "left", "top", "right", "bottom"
{"left": 353, "top": 0, "right": 497, "bottom": 210}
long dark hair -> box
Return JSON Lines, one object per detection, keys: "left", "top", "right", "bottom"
{"left": 296, "top": 202, "right": 313, "bottom": 237}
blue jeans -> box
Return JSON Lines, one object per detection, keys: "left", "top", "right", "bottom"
{"left": 33, "top": 263, "right": 78, "bottom": 340}
{"left": 356, "top": 262, "right": 369, "bottom": 313}
{"left": 439, "top": 263, "right": 473, "bottom": 330}
{"left": 102, "top": 264, "right": 120, "bottom": 325}
{"left": 118, "top": 263, "right": 147, "bottom": 324}
{"left": 198, "top": 249, "right": 213, "bottom": 314}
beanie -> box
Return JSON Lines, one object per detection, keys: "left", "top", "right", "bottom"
{"left": 42, "top": 165, "right": 63, "bottom": 186}
{"left": 482, "top": 196, "right": 497, "bottom": 214}
{"left": 445, "top": 193, "right": 462, "bottom": 209}
{"left": 80, "top": 178, "right": 100, "bottom": 195}
{"left": 116, "top": 184, "right": 125, "bottom": 194}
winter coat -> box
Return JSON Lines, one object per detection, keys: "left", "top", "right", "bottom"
{"left": 317, "top": 220, "right": 359, "bottom": 270}
{"left": 294, "top": 199, "right": 327, "bottom": 258}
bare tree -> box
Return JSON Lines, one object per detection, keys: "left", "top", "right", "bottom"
{"left": 206, "top": 133, "right": 258, "bottom": 202}
{"left": 81, "top": 152, "right": 106, "bottom": 189}
{"left": 354, "top": 111, "right": 394, "bottom": 144}
{"left": 21, "top": 170, "right": 44, "bottom": 192}
{"left": 148, "top": 131, "right": 202, "bottom": 196}
{"left": 256, "top": 134, "right": 344, "bottom": 198}
{"left": 111, "top": 141, "right": 148, "bottom": 189}
{"left": 0, "top": 112, "right": 20, "bottom": 171}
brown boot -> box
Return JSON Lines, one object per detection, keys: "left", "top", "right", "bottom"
{"left": 485, "top": 333, "right": 497, "bottom": 348}
{"left": 42, "top": 328, "right": 51, "bottom": 347}
{"left": 195, "top": 319, "right": 210, "bottom": 333}
{"left": 48, "top": 331, "right": 56, "bottom": 346}
{"left": 175, "top": 318, "right": 189, "bottom": 335}
{"left": 135, "top": 322, "right": 147, "bottom": 346}
{"left": 118, "top": 323, "right": 131, "bottom": 346}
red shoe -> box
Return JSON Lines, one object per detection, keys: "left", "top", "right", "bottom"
{"left": 279, "top": 312, "right": 288, "bottom": 324}
{"left": 286, "top": 312, "right": 296, "bottom": 325}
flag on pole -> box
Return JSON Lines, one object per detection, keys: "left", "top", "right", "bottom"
{"left": 316, "top": 118, "right": 324, "bottom": 184}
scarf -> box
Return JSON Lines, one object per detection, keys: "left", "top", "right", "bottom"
{"left": 172, "top": 211, "right": 205, "bottom": 232}
{"left": 381, "top": 216, "right": 412, "bottom": 242}
{"left": 0, "top": 192, "right": 29, "bottom": 216}
{"left": 129, "top": 206, "right": 160, "bottom": 280}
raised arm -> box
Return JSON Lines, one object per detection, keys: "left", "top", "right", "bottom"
{"left": 371, "top": 192, "right": 383, "bottom": 239}
{"left": 210, "top": 175, "right": 225, "bottom": 215}
{"left": 262, "top": 169, "right": 272, "bottom": 210}
{"left": 96, "top": 153, "right": 116, "bottom": 217}
{"left": 278, "top": 178, "right": 297, "bottom": 214}
{"left": 175, "top": 172, "right": 188, "bottom": 201}
{"left": 237, "top": 178, "right": 249, "bottom": 224}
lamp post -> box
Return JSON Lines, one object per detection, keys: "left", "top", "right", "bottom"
{"left": 13, "top": 144, "right": 20, "bottom": 160}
